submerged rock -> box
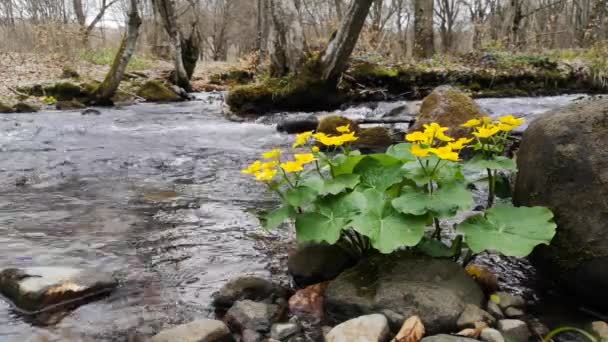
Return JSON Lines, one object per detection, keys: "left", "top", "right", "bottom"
{"left": 325, "top": 252, "right": 485, "bottom": 334}
{"left": 150, "top": 319, "right": 232, "bottom": 342}
{"left": 410, "top": 86, "right": 486, "bottom": 139}
{"left": 136, "top": 80, "right": 183, "bottom": 102}
{"left": 211, "top": 276, "right": 290, "bottom": 311}
{"left": 317, "top": 116, "right": 360, "bottom": 136}
{"left": 276, "top": 117, "right": 319, "bottom": 134}
{"left": 514, "top": 98, "right": 608, "bottom": 311}
{"left": 325, "top": 314, "right": 390, "bottom": 342}
{"left": 0, "top": 266, "right": 117, "bottom": 314}
{"left": 56, "top": 99, "right": 86, "bottom": 110}
{"left": 288, "top": 243, "right": 356, "bottom": 287}
{"left": 13, "top": 102, "right": 39, "bottom": 113}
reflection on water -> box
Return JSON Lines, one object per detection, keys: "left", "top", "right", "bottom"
{"left": 0, "top": 93, "right": 594, "bottom": 340}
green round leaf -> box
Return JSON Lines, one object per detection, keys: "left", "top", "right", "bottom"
{"left": 301, "top": 174, "right": 360, "bottom": 196}
{"left": 386, "top": 143, "right": 415, "bottom": 161}
{"left": 392, "top": 182, "right": 473, "bottom": 218}
{"left": 465, "top": 155, "right": 517, "bottom": 172}
{"left": 354, "top": 157, "right": 405, "bottom": 192}
{"left": 286, "top": 186, "right": 318, "bottom": 207}
{"left": 260, "top": 206, "right": 296, "bottom": 230}
{"left": 457, "top": 204, "right": 557, "bottom": 257}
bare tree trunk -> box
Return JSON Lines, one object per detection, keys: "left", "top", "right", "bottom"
{"left": 153, "top": 0, "right": 191, "bottom": 91}
{"left": 73, "top": 0, "right": 85, "bottom": 26}
{"left": 319, "top": 0, "right": 375, "bottom": 83}
{"left": 92, "top": 0, "right": 141, "bottom": 105}
{"left": 414, "top": 0, "right": 434, "bottom": 58}
{"left": 335, "top": 0, "right": 344, "bottom": 20}
{"left": 267, "top": 0, "right": 307, "bottom": 77}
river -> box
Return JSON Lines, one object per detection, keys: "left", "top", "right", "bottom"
{"left": 0, "top": 93, "right": 593, "bottom": 341}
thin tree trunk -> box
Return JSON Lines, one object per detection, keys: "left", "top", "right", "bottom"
{"left": 335, "top": 0, "right": 344, "bottom": 20}
{"left": 153, "top": 0, "right": 192, "bottom": 91}
{"left": 319, "top": 0, "right": 375, "bottom": 83}
{"left": 267, "top": 0, "right": 307, "bottom": 77}
{"left": 414, "top": 0, "right": 434, "bottom": 58}
{"left": 73, "top": 0, "right": 85, "bottom": 26}
{"left": 92, "top": 0, "right": 141, "bottom": 105}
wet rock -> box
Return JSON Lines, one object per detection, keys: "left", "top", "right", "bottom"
{"left": 421, "top": 335, "right": 478, "bottom": 342}
{"left": 325, "top": 314, "right": 390, "bottom": 342}
{"left": 464, "top": 265, "right": 499, "bottom": 295}
{"left": 456, "top": 304, "right": 495, "bottom": 329}
{"left": 270, "top": 323, "right": 300, "bottom": 340}
{"left": 288, "top": 282, "right": 328, "bottom": 319}
{"left": 503, "top": 307, "right": 524, "bottom": 318}
{"left": 317, "top": 116, "right": 360, "bottom": 136}
{"left": 136, "top": 80, "right": 183, "bottom": 102}
{"left": 150, "top": 319, "right": 232, "bottom": 342}
{"left": 81, "top": 108, "right": 101, "bottom": 115}
{"left": 224, "top": 300, "right": 280, "bottom": 333}
{"left": 56, "top": 100, "right": 86, "bottom": 110}
{"left": 276, "top": 117, "right": 319, "bottom": 134}
{"left": 241, "top": 329, "right": 262, "bottom": 342}
{"left": 13, "top": 102, "right": 39, "bottom": 113}
{"left": 212, "top": 276, "right": 290, "bottom": 311}
{"left": 356, "top": 127, "right": 395, "bottom": 152}
{"left": 492, "top": 292, "right": 525, "bottom": 310}
{"left": 496, "top": 319, "right": 530, "bottom": 342}
{"left": 325, "top": 253, "right": 485, "bottom": 334}
{"left": 591, "top": 321, "right": 608, "bottom": 339}
{"left": 486, "top": 301, "right": 504, "bottom": 319}
{"left": 514, "top": 98, "right": 608, "bottom": 311}
{"left": 15, "top": 176, "right": 28, "bottom": 187}
{"left": 410, "top": 86, "right": 486, "bottom": 139}
{"left": 526, "top": 318, "right": 549, "bottom": 338}
{"left": 44, "top": 82, "right": 84, "bottom": 101}
{"left": 288, "top": 243, "right": 356, "bottom": 287}
{"left": 0, "top": 101, "right": 12, "bottom": 113}
{"left": 0, "top": 266, "right": 117, "bottom": 313}
{"left": 480, "top": 328, "right": 505, "bottom": 342}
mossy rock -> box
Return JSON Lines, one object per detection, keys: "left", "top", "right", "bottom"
{"left": 56, "top": 100, "right": 86, "bottom": 110}
{"left": 16, "top": 84, "right": 44, "bottom": 97}
{"left": 316, "top": 116, "right": 360, "bottom": 135}
{"left": 13, "top": 102, "right": 39, "bottom": 113}
{"left": 0, "top": 101, "right": 13, "bottom": 113}
{"left": 60, "top": 67, "right": 80, "bottom": 79}
{"left": 136, "top": 80, "right": 182, "bottom": 102}
{"left": 355, "top": 127, "right": 394, "bottom": 152}
{"left": 209, "top": 69, "right": 254, "bottom": 86}
{"left": 43, "top": 82, "right": 84, "bottom": 101}
{"left": 81, "top": 81, "right": 101, "bottom": 96}
{"left": 410, "top": 86, "right": 486, "bottom": 139}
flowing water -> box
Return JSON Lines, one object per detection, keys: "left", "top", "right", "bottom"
{"left": 0, "top": 93, "right": 596, "bottom": 341}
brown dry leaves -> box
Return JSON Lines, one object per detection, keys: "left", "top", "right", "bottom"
{"left": 393, "top": 316, "right": 425, "bottom": 342}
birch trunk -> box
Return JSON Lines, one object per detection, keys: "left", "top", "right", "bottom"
{"left": 413, "top": 0, "right": 435, "bottom": 58}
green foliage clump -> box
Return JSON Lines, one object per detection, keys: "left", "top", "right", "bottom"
{"left": 43, "top": 82, "right": 84, "bottom": 101}
{"left": 81, "top": 49, "right": 150, "bottom": 71}
{"left": 242, "top": 117, "right": 556, "bottom": 259}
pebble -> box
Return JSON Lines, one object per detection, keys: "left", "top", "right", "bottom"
{"left": 270, "top": 323, "right": 300, "bottom": 340}
{"left": 591, "top": 321, "right": 608, "bottom": 339}
{"left": 504, "top": 307, "right": 525, "bottom": 318}
{"left": 457, "top": 304, "right": 496, "bottom": 329}
{"left": 492, "top": 292, "right": 525, "bottom": 310}
{"left": 325, "top": 314, "right": 390, "bottom": 342}
{"left": 497, "top": 319, "right": 530, "bottom": 342}
{"left": 487, "top": 300, "right": 505, "bottom": 319}
{"left": 150, "top": 319, "right": 231, "bottom": 342}
{"left": 480, "top": 328, "right": 505, "bottom": 342}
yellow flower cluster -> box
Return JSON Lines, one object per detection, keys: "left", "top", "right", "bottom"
{"left": 461, "top": 115, "right": 524, "bottom": 139}
{"left": 406, "top": 123, "right": 472, "bottom": 162}
{"left": 241, "top": 148, "right": 318, "bottom": 182}
{"left": 292, "top": 124, "right": 358, "bottom": 149}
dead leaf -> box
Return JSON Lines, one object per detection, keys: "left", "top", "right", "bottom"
{"left": 393, "top": 315, "right": 425, "bottom": 342}
{"left": 456, "top": 321, "right": 489, "bottom": 339}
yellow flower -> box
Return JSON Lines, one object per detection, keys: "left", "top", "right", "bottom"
{"left": 473, "top": 124, "right": 501, "bottom": 139}
{"left": 292, "top": 131, "right": 314, "bottom": 148}
{"left": 411, "top": 144, "right": 434, "bottom": 158}
{"left": 338, "top": 132, "right": 358, "bottom": 144}
{"left": 312, "top": 146, "right": 320, "bottom": 153}
{"left": 431, "top": 146, "right": 460, "bottom": 162}
{"left": 313, "top": 133, "right": 334, "bottom": 146}
{"left": 336, "top": 124, "right": 351, "bottom": 133}
{"left": 262, "top": 149, "right": 282, "bottom": 160}
{"left": 242, "top": 160, "right": 262, "bottom": 174}
{"left": 406, "top": 131, "right": 431, "bottom": 144}
{"left": 482, "top": 116, "right": 492, "bottom": 125}
{"left": 423, "top": 123, "right": 454, "bottom": 142}
{"left": 261, "top": 160, "right": 279, "bottom": 169}
{"left": 448, "top": 137, "right": 474, "bottom": 151}
{"left": 254, "top": 168, "right": 277, "bottom": 182}
{"left": 461, "top": 119, "right": 482, "bottom": 128}
{"left": 499, "top": 115, "right": 524, "bottom": 127}
{"left": 294, "top": 153, "right": 316, "bottom": 165}
{"left": 497, "top": 123, "right": 516, "bottom": 132}
{"left": 280, "top": 161, "right": 304, "bottom": 173}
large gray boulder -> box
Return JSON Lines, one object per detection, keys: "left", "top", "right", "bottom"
{"left": 513, "top": 98, "right": 608, "bottom": 311}
{"left": 0, "top": 266, "right": 117, "bottom": 314}
{"left": 325, "top": 253, "right": 485, "bottom": 335}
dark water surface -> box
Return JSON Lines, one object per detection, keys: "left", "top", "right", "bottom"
{"left": 0, "top": 93, "right": 593, "bottom": 340}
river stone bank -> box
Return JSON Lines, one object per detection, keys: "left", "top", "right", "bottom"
{"left": 0, "top": 266, "right": 117, "bottom": 314}
{"left": 514, "top": 97, "right": 608, "bottom": 312}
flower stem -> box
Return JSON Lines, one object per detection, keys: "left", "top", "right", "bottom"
{"left": 487, "top": 168, "right": 495, "bottom": 208}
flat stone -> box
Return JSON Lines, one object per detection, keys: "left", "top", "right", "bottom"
{"left": 497, "top": 319, "right": 530, "bottom": 342}
{"left": 480, "top": 328, "right": 505, "bottom": 342}
{"left": 325, "top": 314, "right": 390, "bottom": 342}
{"left": 457, "top": 304, "right": 496, "bottom": 329}
{"left": 421, "top": 334, "right": 478, "bottom": 342}
{"left": 270, "top": 323, "right": 300, "bottom": 340}
{"left": 503, "top": 307, "right": 524, "bottom": 318}
{"left": 150, "top": 319, "right": 232, "bottom": 342}
{"left": 224, "top": 300, "right": 280, "bottom": 333}
{"left": 486, "top": 301, "right": 504, "bottom": 319}
{"left": 493, "top": 292, "right": 525, "bottom": 310}
{"left": 211, "top": 277, "right": 290, "bottom": 311}
{"left": 0, "top": 266, "right": 117, "bottom": 313}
